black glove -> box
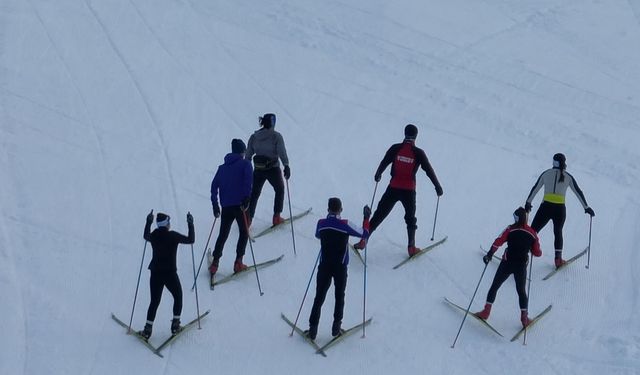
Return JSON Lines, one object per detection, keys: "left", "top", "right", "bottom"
{"left": 283, "top": 165, "right": 291, "bottom": 180}
{"left": 240, "top": 197, "right": 250, "bottom": 211}
{"left": 585, "top": 207, "right": 595, "bottom": 217}
{"left": 435, "top": 185, "right": 443, "bottom": 197}
{"left": 146, "top": 210, "right": 154, "bottom": 224}
{"left": 213, "top": 205, "right": 220, "bottom": 218}
{"left": 363, "top": 205, "right": 371, "bottom": 220}
{"left": 483, "top": 253, "right": 492, "bottom": 265}
{"left": 525, "top": 202, "right": 532, "bottom": 213}
{"left": 374, "top": 173, "right": 381, "bottom": 182}
{"left": 187, "top": 212, "right": 193, "bottom": 225}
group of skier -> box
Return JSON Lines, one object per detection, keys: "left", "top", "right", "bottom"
{"left": 135, "top": 115, "right": 595, "bottom": 342}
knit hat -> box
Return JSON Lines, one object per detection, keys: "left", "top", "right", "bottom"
{"left": 231, "top": 139, "right": 246, "bottom": 154}
{"left": 328, "top": 197, "right": 342, "bottom": 213}
{"left": 260, "top": 113, "right": 276, "bottom": 129}
{"left": 156, "top": 212, "right": 170, "bottom": 228}
{"left": 404, "top": 124, "right": 418, "bottom": 140}
{"left": 553, "top": 153, "right": 566, "bottom": 169}
{"left": 513, "top": 207, "right": 527, "bottom": 225}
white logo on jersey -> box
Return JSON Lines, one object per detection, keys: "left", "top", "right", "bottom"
{"left": 397, "top": 156, "right": 414, "bottom": 163}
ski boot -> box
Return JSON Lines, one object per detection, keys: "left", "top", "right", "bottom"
{"left": 554, "top": 257, "right": 567, "bottom": 269}
{"left": 272, "top": 214, "right": 285, "bottom": 226}
{"left": 138, "top": 322, "right": 152, "bottom": 340}
{"left": 408, "top": 246, "right": 420, "bottom": 257}
{"left": 520, "top": 310, "right": 531, "bottom": 328}
{"left": 303, "top": 326, "right": 317, "bottom": 340}
{"left": 234, "top": 258, "right": 248, "bottom": 273}
{"left": 170, "top": 318, "right": 182, "bottom": 334}
{"left": 332, "top": 321, "right": 345, "bottom": 337}
{"left": 475, "top": 303, "right": 492, "bottom": 320}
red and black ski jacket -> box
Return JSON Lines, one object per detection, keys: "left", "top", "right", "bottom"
{"left": 375, "top": 140, "right": 441, "bottom": 192}
{"left": 489, "top": 224, "right": 542, "bottom": 263}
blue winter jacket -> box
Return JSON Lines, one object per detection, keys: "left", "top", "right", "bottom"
{"left": 211, "top": 153, "right": 253, "bottom": 208}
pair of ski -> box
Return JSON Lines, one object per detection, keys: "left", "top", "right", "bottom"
{"left": 281, "top": 313, "right": 372, "bottom": 357}
{"left": 444, "top": 297, "right": 552, "bottom": 342}
{"left": 480, "top": 246, "right": 588, "bottom": 280}
{"left": 350, "top": 236, "right": 448, "bottom": 269}
{"left": 249, "top": 207, "right": 312, "bottom": 242}
{"left": 207, "top": 249, "right": 284, "bottom": 290}
{"left": 111, "top": 310, "right": 210, "bottom": 358}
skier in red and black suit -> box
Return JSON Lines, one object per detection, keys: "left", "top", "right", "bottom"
{"left": 139, "top": 211, "right": 195, "bottom": 339}
{"left": 305, "top": 198, "right": 370, "bottom": 340}
{"left": 353, "top": 124, "right": 443, "bottom": 256}
{"left": 475, "top": 207, "right": 542, "bottom": 328}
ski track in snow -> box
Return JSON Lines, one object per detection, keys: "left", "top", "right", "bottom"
{"left": 83, "top": 0, "right": 181, "bottom": 216}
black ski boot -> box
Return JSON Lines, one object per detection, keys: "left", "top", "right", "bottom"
{"left": 138, "top": 323, "right": 152, "bottom": 340}
{"left": 171, "top": 318, "right": 182, "bottom": 335}
{"left": 303, "top": 326, "right": 318, "bottom": 340}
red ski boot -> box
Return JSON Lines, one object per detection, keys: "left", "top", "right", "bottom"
{"left": 234, "top": 259, "right": 248, "bottom": 273}
{"left": 353, "top": 239, "right": 367, "bottom": 250}
{"left": 475, "top": 303, "right": 492, "bottom": 320}
{"left": 520, "top": 310, "right": 531, "bottom": 327}
{"left": 408, "top": 246, "right": 420, "bottom": 257}
{"left": 272, "top": 214, "right": 285, "bottom": 226}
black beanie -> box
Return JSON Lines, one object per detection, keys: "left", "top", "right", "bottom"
{"left": 404, "top": 124, "right": 418, "bottom": 140}
{"left": 260, "top": 113, "right": 276, "bottom": 129}
{"left": 513, "top": 207, "right": 527, "bottom": 225}
{"left": 231, "top": 139, "right": 246, "bottom": 154}
{"left": 328, "top": 197, "right": 342, "bottom": 213}
{"left": 156, "top": 212, "right": 170, "bottom": 227}
{"left": 553, "top": 153, "right": 566, "bottom": 169}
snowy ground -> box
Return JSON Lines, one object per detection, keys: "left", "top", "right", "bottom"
{"left": 2, "top": 0, "right": 640, "bottom": 374}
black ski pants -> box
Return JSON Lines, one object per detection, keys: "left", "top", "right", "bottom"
{"left": 531, "top": 201, "right": 566, "bottom": 251}
{"left": 369, "top": 186, "right": 417, "bottom": 246}
{"left": 309, "top": 263, "right": 348, "bottom": 330}
{"left": 146, "top": 271, "right": 182, "bottom": 322}
{"left": 248, "top": 167, "right": 284, "bottom": 219}
{"left": 212, "top": 205, "right": 249, "bottom": 261}
{"left": 486, "top": 259, "right": 528, "bottom": 310}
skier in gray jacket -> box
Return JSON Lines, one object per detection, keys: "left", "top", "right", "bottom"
{"left": 246, "top": 113, "right": 290, "bottom": 227}
{"left": 524, "top": 153, "right": 594, "bottom": 268}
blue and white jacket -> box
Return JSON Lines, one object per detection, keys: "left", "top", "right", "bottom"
{"left": 315, "top": 214, "right": 369, "bottom": 266}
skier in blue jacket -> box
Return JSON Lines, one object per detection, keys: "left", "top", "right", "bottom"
{"left": 209, "top": 139, "right": 253, "bottom": 275}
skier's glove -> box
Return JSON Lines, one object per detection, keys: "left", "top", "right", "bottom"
{"left": 146, "top": 210, "right": 154, "bottom": 224}
{"left": 525, "top": 202, "right": 532, "bottom": 212}
{"left": 363, "top": 205, "right": 371, "bottom": 220}
{"left": 374, "top": 173, "right": 381, "bottom": 182}
{"left": 483, "top": 253, "right": 493, "bottom": 265}
{"left": 187, "top": 212, "right": 194, "bottom": 225}
{"left": 435, "top": 185, "right": 443, "bottom": 197}
{"left": 213, "top": 205, "right": 220, "bottom": 218}
{"left": 585, "top": 207, "right": 595, "bottom": 217}
{"left": 283, "top": 165, "right": 291, "bottom": 180}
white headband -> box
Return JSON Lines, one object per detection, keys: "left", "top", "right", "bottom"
{"left": 157, "top": 217, "right": 170, "bottom": 228}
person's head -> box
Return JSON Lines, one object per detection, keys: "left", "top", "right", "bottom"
{"left": 513, "top": 207, "right": 527, "bottom": 227}
{"left": 156, "top": 212, "right": 171, "bottom": 229}
{"left": 259, "top": 113, "right": 276, "bottom": 129}
{"left": 553, "top": 153, "right": 566, "bottom": 170}
{"left": 404, "top": 124, "right": 418, "bottom": 141}
{"left": 231, "top": 139, "right": 246, "bottom": 154}
{"left": 327, "top": 197, "right": 342, "bottom": 215}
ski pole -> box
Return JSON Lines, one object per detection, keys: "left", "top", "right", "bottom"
{"left": 285, "top": 179, "right": 297, "bottom": 256}
{"left": 190, "top": 241, "right": 202, "bottom": 329}
{"left": 362, "top": 181, "right": 378, "bottom": 338}
{"left": 451, "top": 261, "right": 489, "bottom": 348}
{"left": 128, "top": 209, "right": 152, "bottom": 333}
{"left": 191, "top": 217, "right": 217, "bottom": 291}
{"left": 243, "top": 209, "right": 264, "bottom": 296}
{"left": 290, "top": 249, "right": 322, "bottom": 336}
{"left": 430, "top": 196, "right": 440, "bottom": 241}
{"left": 586, "top": 216, "right": 593, "bottom": 269}
{"left": 523, "top": 255, "right": 534, "bottom": 345}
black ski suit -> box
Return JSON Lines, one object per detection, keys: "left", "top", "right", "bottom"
{"left": 143, "top": 221, "right": 194, "bottom": 322}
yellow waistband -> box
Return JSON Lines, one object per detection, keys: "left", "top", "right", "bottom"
{"left": 543, "top": 193, "right": 565, "bottom": 204}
